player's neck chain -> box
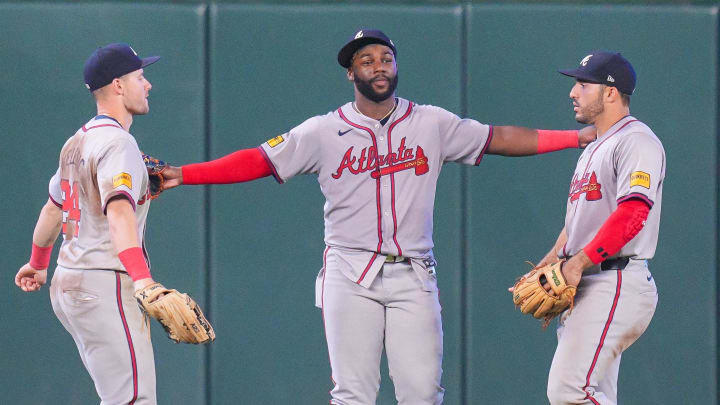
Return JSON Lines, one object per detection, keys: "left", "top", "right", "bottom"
{"left": 353, "top": 99, "right": 397, "bottom": 122}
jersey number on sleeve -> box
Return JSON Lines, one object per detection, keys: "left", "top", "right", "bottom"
{"left": 60, "top": 179, "right": 81, "bottom": 238}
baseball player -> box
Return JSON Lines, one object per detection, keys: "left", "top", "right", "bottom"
{"left": 154, "top": 29, "right": 595, "bottom": 404}
{"left": 534, "top": 52, "right": 663, "bottom": 404}
{"left": 15, "top": 43, "right": 163, "bottom": 404}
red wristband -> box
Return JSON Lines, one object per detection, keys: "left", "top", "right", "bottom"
{"left": 537, "top": 130, "right": 579, "bottom": 154}
{"left": 29, "top": 243, "right": 53, "bottom": 270}
{"left": 182, "top": 148, "right": 272, "bottom": 185}
{"left": 118, "top": 247, "right": 152, "bottom": 281}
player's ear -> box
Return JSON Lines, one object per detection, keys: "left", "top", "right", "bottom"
{"left": 110, "top": 78, "right": 124, "bottom": 95}
{"left": 606, "top": 86, "right": 621, "bottom": 104}
{"left": 346, "top": 68, "right": 354, "bottom": 82}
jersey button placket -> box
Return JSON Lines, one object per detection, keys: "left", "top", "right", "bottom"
{"left": 378, "top": 126, "right": 395, "bottom": 253}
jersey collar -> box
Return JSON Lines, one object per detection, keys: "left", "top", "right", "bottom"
{"left": 341, "top": 97, "right": 408, "bottom": 127}
{"left": 597, "top": 114, "right": 635, "bottom": 141}
{"left": 95, "top": 114, "right": 123, "bottom": 128}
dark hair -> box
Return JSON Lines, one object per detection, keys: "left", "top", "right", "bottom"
{"left": 620, "top": 92, "right": 631, "bottom": 106}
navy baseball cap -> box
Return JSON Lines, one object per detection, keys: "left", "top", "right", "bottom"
{"left": 338, "top": 29, "right": 397, "bottom": 68}
{"left": 83, "top": 43, "right": 160, "bottom": 91}
{"left": 559, "top": 51, "right": 636, "bottom": 95}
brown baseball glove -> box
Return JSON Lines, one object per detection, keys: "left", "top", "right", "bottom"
{"left": 135, "top": 282, "right": 215, "bottom": 344}
{"left": 512, "top": 260, "right": 576, "bottom": 327}
{"left": 142, "top": 154, "right": 167, "bottom": 200}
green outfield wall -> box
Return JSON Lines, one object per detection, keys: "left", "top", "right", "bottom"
{"left": 1, "top": 2, "right": 717, "bottom": 404}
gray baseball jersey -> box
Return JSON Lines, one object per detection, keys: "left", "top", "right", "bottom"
{"left": 547, "top": 115, "right": 663, "bottom": 404}
{"left": 47, "top": 115, "right": 156, "bottom": 404}
{"left": 259, "top": 97, "right": 492, "bottom": 289}
{"left": 49, "top": 116, "right": 152, "bottom": 270}
{"left": 562, "top": 115, "right": 665, "bottom": 259}
{"left": 259, "top": 97, "right": 491, "bottom": 404}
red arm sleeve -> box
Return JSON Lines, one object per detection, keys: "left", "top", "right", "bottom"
{"left": 182, "top": 148, "right": 272, "bottom": 185}
{"left": 582, "top": 199, "right": 651, "bottom": 264}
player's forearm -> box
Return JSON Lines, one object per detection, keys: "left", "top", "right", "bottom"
{"left": 487, "top": 126, "right": 579, "bottom": 156}
{"left": 107, "top": 197, "right": 140, "bottom": 251}
{"left": 107, "top": 197, "right": 152, "bottom": 282}
{"left": 33, "top": 199, "right": 63, "bottom": 247}
{"left": 563, "top": 199, "right": 650, "bottom": 284}
{"left": 27, "top": 199, "right": 63, "bottom": 270}
{"left": 181, "top": 147, "right": 272, "bottom": 185}
{"left": 582, "top": 199, "right": 650, "bottom": 264}
{"left": 540, "top": 227, "right": 567, "bottom": 265}
{"left": 550, "top": 227, "right": 568, "bottom": 257}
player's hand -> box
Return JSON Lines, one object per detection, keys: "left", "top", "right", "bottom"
{"left": 160, "top": 165, "right": 183, "bottom": 190}
{"left": 15, "top": 263, "right": 47, "bottom": 292}
{"left": 578, "top": 126, "right": 597, "bottom": 148}
{"left": 560, "top": 254, "right": 591, "bottom": 287}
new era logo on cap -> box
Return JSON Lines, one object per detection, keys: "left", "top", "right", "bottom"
{"left": 559, "top": 51, "right": 636, "bottom": 95}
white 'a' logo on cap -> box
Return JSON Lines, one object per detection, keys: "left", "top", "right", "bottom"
{"left": 580, "top": 54, "right": 593, "bottom": 66}
{"left": 129, "top": 46, "right": 138, "bottom": 56}
{"left": 355, "top": 31, "right": 364, "bottom": 39}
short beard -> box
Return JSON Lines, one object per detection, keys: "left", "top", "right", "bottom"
{"left": 576, "top": 91, "right": 604, "bottom": 124}
{"left": 354, "top": 72, "right": 399, "bottom": 103}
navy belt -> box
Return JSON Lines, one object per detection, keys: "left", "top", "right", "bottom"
{"left": 601, "top": 257, "right": 630, "bottom": 271}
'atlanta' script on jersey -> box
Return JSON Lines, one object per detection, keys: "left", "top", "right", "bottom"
{"left": 569, "top": 171, "right": 602, "bottom": 202}
{"left": 332, "top": 137, "right": 428, "bottom": 179}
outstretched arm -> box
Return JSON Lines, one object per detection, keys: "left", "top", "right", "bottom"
{"left": 487, "top": 126, "right": 597, "bottom": 156}
{"left": 15, "top": 199, "right": 63, "bottom": 292}
{"left": 159, "top": 148, "right": 272, "bottom": 189}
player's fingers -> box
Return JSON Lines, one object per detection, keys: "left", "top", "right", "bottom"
{"left": 15, "top": 270, "right": 28, "bottom": 283}
{"left": 25, "top": 281, "right": 40, "bottom": 292}
{"left": 542, "top": 281, "right": 556, "bottom": 295}
{"left": 23, "top": 277, "right": 40, "bottom": 290}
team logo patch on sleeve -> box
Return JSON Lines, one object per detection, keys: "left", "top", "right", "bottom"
{"left": 112, "top": 173, "right": 132, "bottom": 189}
{"left": 267, "top": 135, "right": 285, "bottom": 148}
{"left": 630, "top": 171, "right": 651, "bottom": 189}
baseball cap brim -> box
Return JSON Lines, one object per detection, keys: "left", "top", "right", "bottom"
{"left": 558, "top": 69, "right": 602, "bottom": 84}
{"left": 141, "top": 56, "right": 161, "bottom": 68}
{"left": 338, "top": 38, "right": 395, "bottom": 68}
